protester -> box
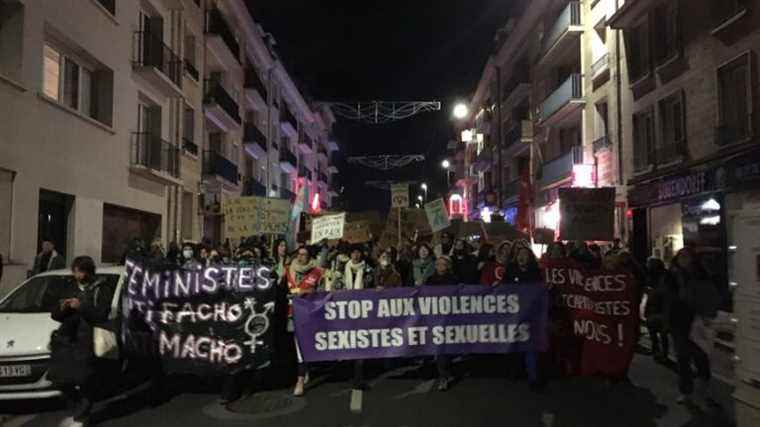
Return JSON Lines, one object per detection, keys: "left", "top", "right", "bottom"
{"left": 323, "top": 242, "right": 351, "bottom": 291}
{"left": 413, "top": 244, "right": 436, "bottom": 286}
{"left": 451, "top": 238, "right": 479, "bottom": 284}
{"left": 588, "top": 244, "right": 603, "bottom": 268}
{"left": 344, "top": 244, "right": 374, "bottom": 290}
{"left": 32, "top": 238, "right": 66, "bottom": 275}
{"left": 425, "top": 256, "right": 458, "bottom": 390}
{"left": 375, "top": 249, "right": 402, "bottom": 288}
{"left": 434, "top": 231, "right": 454, "bottom": 257}
{"left": 504, "top": 247, "right": 542, "bottom": 284}
{"left": 475, "top": 242, "right": 493, "bottom": 273}
{"left": 48, "top": 256, "right": 118, "bottom": 427}
{"left": 544, "top": 241, "right": 567, "bottom": 262}
{"left": 148, "top": 239, "right": 165, "bottom": 262}
{"left": 285, "top": 246, "right": 322, "bottom": 396}
{"left": 181, "top": 244, "right": 203, "bottom": 269}
{"left": 665, "top": 247, "right": 719, "bottom": 408}
{"left": 395, "top": 244, "right": 414, "bottom": 286}
{"left": 645, "top": 257, "right": 669, "bottom": 362}
{"left": 480, "top": 241, "right": 510, "bottom": 285}
{"left": 272, "top": 239, "right": 291, "bottom": 282}
{"left": 166, "top": 241, "right": 181, "bottom": 265}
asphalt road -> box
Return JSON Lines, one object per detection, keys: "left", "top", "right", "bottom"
{"left": 0, "top": 353, "right": 735, "bottom": 427}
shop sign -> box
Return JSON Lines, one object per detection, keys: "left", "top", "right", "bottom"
{"left": 629, "top": 170, "right": 718, "bottom": 207}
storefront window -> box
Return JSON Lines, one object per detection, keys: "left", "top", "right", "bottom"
{"left": 649, "top": 203, "right": 683, "bottom": 266}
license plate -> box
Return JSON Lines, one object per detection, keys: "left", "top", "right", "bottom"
{"left": 0, "top": 365, "right": 32, "bottom": 378}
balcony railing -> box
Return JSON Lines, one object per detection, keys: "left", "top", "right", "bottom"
{"left": 591, "top": 53, "right": 610, "bottom": 79}
{"left": 504, "top": 120, "right": 533, "bottom": 147}
{"left": 318, "top": 145, "right": 328, "bottom": 157}
{"left": 318, "top": 172, "right": 329, "bottom": 183}
{"left": 279, "top": 147, "right": 297, "bottom": 167}
{"left": 203, "top": 150, "right": 239, "bottom": 184}
{"left": 541, "top": 74, "right": 583, "bottom": 121}
{"left": 281, "top": 188, "right": 296, "bottom": 201}
{"left": 205, "top": 8, "right": 240, "bottom": 63}
{"left": 281, "top": 107, "right": 298, "bottom": 130}
{"left": 182, "top": 137, "right": 198, "bottom": 156}
{"left": 133, "top": 31, "right": 183, "bottom": 88}
{"left": 243, "top": 177, "right": 267, "bottom": 197}
{"left": 503, "top": 179, "right": 521, "bottom": 200}
{"left": 244, "top": 123, "right": 266, "bottom": 147}
{"left": 300, "top": 133, "right": 313, "bottom": 150}
{"left": 542, "top": 1, "right": 581, "bottom": 55}
{"left": 130, "top": 132, "right": 179, "bottom": 177}
{"left": 204, "top": 79, "right": 241, "bottom": 125}
{"left": 184, "top": 59, "right": 199, "bottom": 81}
{"left": 244, "top": 68, "right": 268, "bottom": 100}
{"left": 539, "top": 145, "right": 584, "bottom": 186}
{"left": 592, "top": 135, "right": 611, "bottom": 153}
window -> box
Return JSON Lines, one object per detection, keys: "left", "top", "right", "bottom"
{"left": 183, "top": 107, "right": 195, "bottom": 142}
{"left": 658, "top": 91, "right": 686, "bottom": 163}
{"left": 42, "top": 43, "right": 113, "bottom": 126}
{"left": 96, "top": 0, "right": 115, "bottom": 16}
{"left": 0, "top": 1, "right": 24, "bottom": 81}
{"left": 712, "top": 0, "right": 746, "bottom": 29}
{"left": 653, "top": 2, "right": 680, "bottom": 65}
{"left": 626, "top": 21, "right": 651, "bottom": 82}
{"left": 633, "top": 109, "right": 655, "bottom": 172}
{"left": 717, "top": 53, "right": 752, "bottom": 145}
{"left": 0, "top": 169, "right": 13, "bottom": 258}
{"left": 184, "top": 31, "right": 198, "bottom": 80}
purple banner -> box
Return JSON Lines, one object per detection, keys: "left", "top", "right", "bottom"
{"left": 293, "top": 284, "right": 548, "bottom": 362}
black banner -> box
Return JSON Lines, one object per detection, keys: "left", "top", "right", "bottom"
{"left": 122, "top": 258, "right": 276, "bottom": 375}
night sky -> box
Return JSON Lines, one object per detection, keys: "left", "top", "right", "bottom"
{"left": 246, "top": 1, "right": 514, "bottom": 212}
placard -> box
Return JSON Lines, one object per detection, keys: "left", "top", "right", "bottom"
{"left": 391, "top": 183, "right": 410, "bottom": 208}
{"left": 311, "top": 213, "right": 346, "bottom": 244}
{"left": 425, "top": 198, "right": 451, "bottom": 233}
{"left": 222, "top": 196, "right": 290, "bottom": 239}
{"left": 559, "top": 187, "right": 615, "bottom": 241}
{"left": 342, "top": 220, "right": 372, "bottom": 244}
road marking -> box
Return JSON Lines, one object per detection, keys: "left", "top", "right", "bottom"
{"left": 541, "top": 412, "right": 555, "bottom": 427}
{"left": 393, "top": 379, "right": 436, "bottom": 399}
{"left": 349, "top": 389, "right": 363, "bottom": 413}
{"left": 202, "top": 394, "right": 307, "bottom": 422}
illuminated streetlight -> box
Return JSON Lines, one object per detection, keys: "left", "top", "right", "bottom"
{"left": 453, "top": 103, "right": 469, "bottom": 120}
{"left": 441, "top": 159, "right": 451, "bottom": 169}
{"left": 420, "top": 183, "right": 428, "bottom": 190}
{"left": 417, "top": 195, "right": 423, "bottom": 202}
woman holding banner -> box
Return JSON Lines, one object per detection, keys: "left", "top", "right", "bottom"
{"left": 413, "top": 244, "right": 436, "bottom": 286}
{"left": 286, "top": 246, "right": 323, "bottom": 396}
{"left": 425, "top": 256, "right": 458, "bottom": 391}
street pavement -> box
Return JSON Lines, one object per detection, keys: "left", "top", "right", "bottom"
{"left": 0, "top": 353, "right": 736, "bottom": 427}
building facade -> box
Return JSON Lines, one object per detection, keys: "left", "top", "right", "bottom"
{"left": 0, "top": 0, "right": 339, "bottom": 294}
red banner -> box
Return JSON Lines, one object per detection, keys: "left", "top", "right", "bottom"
{"left": 543, "top": 261, "right": 639, "bottom": 378}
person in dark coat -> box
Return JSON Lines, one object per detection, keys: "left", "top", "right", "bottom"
{"left": 645, "top": 257, "right": 669, "bottom": 362}
{"left": 451, "top": 239, "right": 479, "bottom": 284}
{"left": 49, "top": 256, "right": 117, "bottom": 427}
{"left": 425, "top": 256, "right": 457, "bottom": 391}
{"left": 503, "top": 247, "right": 542, "bottom": 284}
{"left": 32, "top": 238, "right": 66, "bottom": 276}
{"left": 375, "top": 249, "right": 402, "bottom": 288}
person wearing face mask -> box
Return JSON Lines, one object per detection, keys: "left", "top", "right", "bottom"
{"left": 48, "top": 256, "right": 117, "bottom": 427}
{"left": 324, "top": 242, "right": 351, "bottom": 291}
{"left": 180, "top": 244, "right": 202, "bottom": 269}
{"left": 413, "top": 244, "right": 436, "bottom": 286}
{"left": 374, "top": 249, "right": 402, "bottom": 288}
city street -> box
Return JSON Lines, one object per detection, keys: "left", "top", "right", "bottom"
{"left": 0, "top": 353, "right": 735, "bottom": 427}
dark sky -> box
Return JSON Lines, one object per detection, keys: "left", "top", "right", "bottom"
{"left": 245, "top": 1, "right": 514, "bottom": 212}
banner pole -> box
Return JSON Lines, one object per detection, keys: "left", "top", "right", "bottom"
{"left": 397, "top": 207, "right": 402, "bottom": 247}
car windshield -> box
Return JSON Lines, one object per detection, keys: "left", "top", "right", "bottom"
{"left": 0, "top": 274, "right": 120, "bottom": 314}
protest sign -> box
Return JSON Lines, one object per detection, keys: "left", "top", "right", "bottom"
{"left": 543, "top": 260, "right": 638, "bottom": 377}
{"left": 293, "top": 284, "right": 548, "bottom": 362}
{"left": 342, "top": 220, "right": 372, "bottom": 243}
{"left": 122, "top": 259, "right": 276, "bottom": 374}
{"left": 391, "top": 183, "right": 410, "bottom": 208}
{"left": 425, "top": 198, "right": 451, "bottom": 233}
{"left": 377, "top": 208, "right": 430, "bottom": 249}
{"left": 311, "top": 212, "right": 346, "bottom": 243}
{"left": 222, "top": 196, "right": 290, "bottom": 239}
{"left": 559, "top": 187, "right": 615, "bottom": 241}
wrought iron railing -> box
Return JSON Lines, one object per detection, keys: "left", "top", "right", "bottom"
{"left": 203, "top": 150, "right": 239, "bottom": 184}
{"left": 182, "top": 137, "right": 198, "bottom": 156}
{"left": 205, "top": 8, "right": 240, "bottom": 62}
{"left": 244, "top": 68, "right": 268, "bottom": 100}
{"left": 540, "top": 145, "right": 583, "bottom": 185}
{"left": 541, "top": 73, "right": 583, "bottom": 121}
{"left": 133, "top": 31, "right": 183, "bottom": 88}
{"left": 542, "top": 1, "right": 581, "bottom": 55}
{"left": 204, "top": 79, "right": 241, "bottom": 125}
{"left": 130, "top": 132, "right": 179, "bottom": 177}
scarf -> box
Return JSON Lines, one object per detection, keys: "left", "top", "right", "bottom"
{"left": 344, "top": 259, "right": 366, "bottom": 290}
{"left": 287, "top": 259, "right": 320, "bottom": 293}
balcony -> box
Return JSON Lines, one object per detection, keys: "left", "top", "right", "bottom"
{"left": 503, "top": 179, "right": 521, "bottom": 203}
{"left": 502, "top": 82, "right": 530, "bottom": 112}
{"left": 205, "top": 8, "right": 240, "bottom": 70}
{"left": 299, "top": 132, "right": 314, "bottom": 154}
{"left": 182, "top": 137, "right": 198, "bottom": 157}
{"left": 243, "top": 123, "right": 267, "bottom": 159}
{"left": 279, "top": 148, "right": 297, "bottom": 173}
{"left": 538, "top": 145, "right": 584, "bottom": 188}
{"left": 540, "top": 74, "right": 584, "bottom": 127}
{"left": 130, "top": 133, "right": 181, "bottom": 184}
{"left": 203, "top": 151, "right": 239, "bottom": 186}
{"left": 318, "top": 172, "right": 329, "bottom": 184}
{"left": 540, "top": 1, "right": 582, "bottom": 65}
{"left": 473, "top": 148, "right": 493, "bottom": 172}
{"left": 244, "top": 68, "right": 268, "bottom": 110}
{"left": 317, "top": 145, "right": 328, "bottom": 161}
{"left": 204, "top": 79, "right": 241, "bottom": 132}
{"left": 184, "top": 59, "right": 199, "bottom": 81}
{"left": 280, "top": 107, "right": 298, "bottom": 137}
{"left": 281, "top": 187, "right": 296, "bottom": 201}
{"left": 592, "top": 135, "right": 612, "bottom": 153}
{"left": 504, "top": 120, "right": 534, "bottom": 148}
{"left": 243, "top": 177, "right": 267, "bottom": 197}
{"left": 132, "top": 31, "right": 183, "bottom": 97}
{"left": 591, "top": 53, "right": 610, "bottom": 85}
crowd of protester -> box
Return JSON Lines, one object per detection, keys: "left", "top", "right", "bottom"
{"left": 40, "top": 231, "right": 722, "bottom": 425}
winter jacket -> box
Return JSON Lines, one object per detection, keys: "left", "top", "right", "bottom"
{"left": 502, "top": 262, "right": 542, "bottom": 284}
{"left": 412, "top": 257, "right": 435, "bottom": 286}
{"left": 663, "top": 268, "right": 719, "bottom": 335}
{"left": 375, "top": 265, "right": 402, "bottom": 288}
{"left": 425, "top": 272, "right": 458, "bottom": 286}
{"left": 32, "top": 250, "right": 66, "bottom": 275}
{"left": 452, "top": 252, "right": 479, "bottom": 284}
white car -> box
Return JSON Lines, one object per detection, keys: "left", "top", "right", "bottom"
{"left": 0, "top": 266, "right": 124, "bottom": 400}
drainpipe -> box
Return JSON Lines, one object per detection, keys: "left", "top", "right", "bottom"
{"left": 496, "top": 65, "right": 503, "bottom": 211}
{"left": 615, "top": 16, "right": 625, "bottom": 241}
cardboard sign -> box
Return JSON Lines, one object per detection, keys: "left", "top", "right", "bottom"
{"left": 311, "top": 212, "right": 346, "bottom": 243}
{"left": 559, "top": 187, "right": 615, "bottom": 241}
{"left": 343, "top": 220, "right": 372, "bottom": 243}
{"left": 391, "top": 183, "right": 410, "bottom": 208}
{"left": 425, "top": 198, "right": 451, "bottom": 233}
{"left": 222, "top": 196, "right": 290, "bottom": 238}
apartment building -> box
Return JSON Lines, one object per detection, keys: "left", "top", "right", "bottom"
{"left": 0, "top": 0, "right": 339, "bottom": 294}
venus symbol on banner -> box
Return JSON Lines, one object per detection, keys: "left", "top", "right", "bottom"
{"left": 391, "top": 183, "right": 410, "bottom": 208}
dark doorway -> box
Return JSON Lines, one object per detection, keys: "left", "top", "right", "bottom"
{"left": 102, "top": 204, "right": 162, "bottom": 263}
{"left": 632, "top": 208, "right": 649, "bottom": 265}
{"left": 37, "top": 189, "right": 73, "bottom": 258}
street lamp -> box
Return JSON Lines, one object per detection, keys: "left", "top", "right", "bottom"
{"left": 452, "top": 103, "right": 469, "bottom": 120}
{"left": 417, "top": 195, "right": 423, "bottom": 202}
{"left": 420, "top": 183, "right": 428, "bottom": 202}
{"left": 441, "top": 159, "right": 451, "bottom": 189}
{"left": 441, "top": 159, "right": 451, "bottom": 169}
